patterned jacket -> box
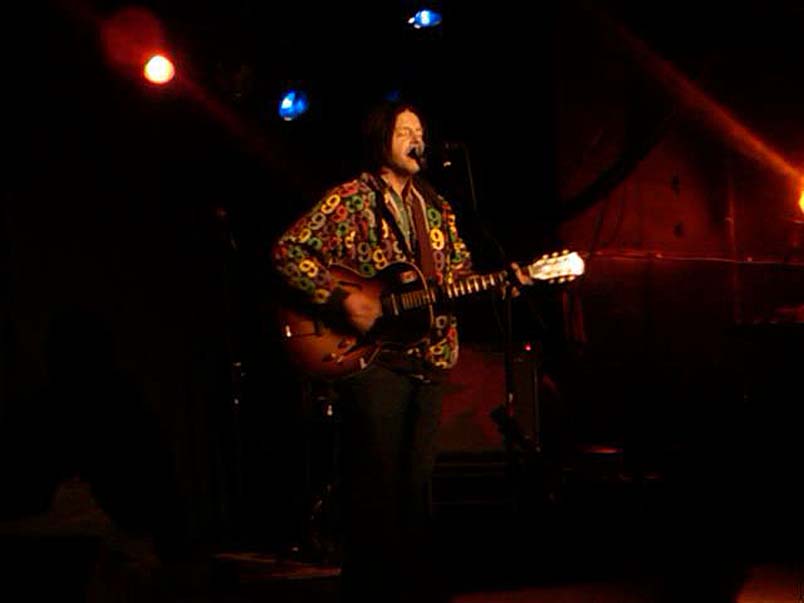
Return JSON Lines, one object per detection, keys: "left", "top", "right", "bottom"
{"left": 272, "top": 172, "right": 472, "bottom": 370}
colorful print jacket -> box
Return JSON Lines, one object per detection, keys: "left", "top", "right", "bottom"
{"left": 272, "top": 172, "right": 472, "bottom": 370}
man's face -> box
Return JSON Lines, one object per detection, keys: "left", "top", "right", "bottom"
{"left": 387, "top": 110, "right": 424, "bottom": 177}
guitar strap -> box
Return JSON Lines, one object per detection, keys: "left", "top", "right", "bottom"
{"left": 373, "top": 178, "right": 413, "bottom": 256}
{"left": 406, "top": 186, "right": 436, "bottom": 279}
{"left": 373, "top": 175, "right": 436, "bottom": 279}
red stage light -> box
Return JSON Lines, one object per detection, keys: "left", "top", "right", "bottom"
{"left": 143, "top": 54, "right": 175, "bottom": 85}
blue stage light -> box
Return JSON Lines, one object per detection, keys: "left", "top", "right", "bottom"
{"left": 278, "top": 90, "right": 309, "bottom": 121}
{"left": 408, "top": 9, "right": 442, "bottom": 29}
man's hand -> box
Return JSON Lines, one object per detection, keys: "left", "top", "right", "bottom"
{"left": 508, "top": 262, "right": 533, "bottom": 298}
{"left": 343, "top": 290, "right": 382, "bottom": 334}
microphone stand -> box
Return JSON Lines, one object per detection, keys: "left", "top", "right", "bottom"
{"left": 489, "top": 283, "right": 542, "bottom": 459}
{"left": 437, "top": 139, "right": 561, "bottom": 528}
{"left": 440, "top": 141, "right": 542, "bottom": 465}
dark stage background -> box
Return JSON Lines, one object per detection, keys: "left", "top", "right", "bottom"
{"left": 3, "top": 0, "right": 804, "bottom": 582}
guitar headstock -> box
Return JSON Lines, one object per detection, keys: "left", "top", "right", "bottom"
{"left": 526, "top": 250, "right": 585, "bottom": 283}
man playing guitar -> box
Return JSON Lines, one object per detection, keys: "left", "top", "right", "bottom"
{"left": 272, "top": 100, "right": 550, "bottom": 603}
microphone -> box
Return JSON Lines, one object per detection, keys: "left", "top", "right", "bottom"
{"left": 408, "top": 144, "right": 427, "bottom": 168}
{"left": 407, "top": 145, "right": 424, "bottom": 159}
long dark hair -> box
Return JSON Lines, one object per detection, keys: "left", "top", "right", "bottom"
{"left": 360, "top": 99, "right": 425, "bottom": 174}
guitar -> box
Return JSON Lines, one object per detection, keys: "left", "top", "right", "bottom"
{"left": 277, "top": 250, "right": 585, "bottom": 379}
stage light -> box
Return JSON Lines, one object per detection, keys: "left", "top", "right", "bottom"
{"left": 278, "top": 90, "right": 309, "bottom": 121}
{"left": 408, "top": 9, "right": 443, "bottom": 29}
{"left": 143, "top": 54, "right": 175, "bottom": 85}
{"left": 799, "top": 185, "right": 804, "bottom": 216}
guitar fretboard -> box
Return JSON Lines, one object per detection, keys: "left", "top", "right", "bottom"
{"left": 391, "top": 270, "right": 508, "bottom": 313}
{"left": 443, "top": 271, "right": 508, "bottom": 300}
{"left": 384, "top": 251, "right": 583, "bottom": 315}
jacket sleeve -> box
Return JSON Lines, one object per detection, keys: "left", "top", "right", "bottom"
{"left": 272, "top": 182, "right": 367, "bottom": 308}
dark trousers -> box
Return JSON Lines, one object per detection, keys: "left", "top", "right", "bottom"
{"left": 334, "top": 364, "right": 447, "bottom": 603}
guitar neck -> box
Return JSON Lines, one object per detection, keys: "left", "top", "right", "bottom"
{"left": 442, "top": 270, "right": 509, "bottom": 301}
{"left": 387, "top": 270, "right": 508, "bottom": 314}
{"left": 383, "top": 251, "right": 583, "bottom": 314}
